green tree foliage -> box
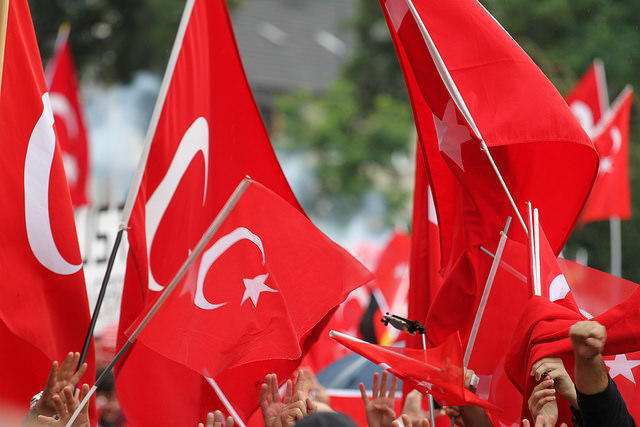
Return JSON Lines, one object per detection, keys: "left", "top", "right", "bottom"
{"left": 29, "top": 0, "right": 242, "bottom": 82}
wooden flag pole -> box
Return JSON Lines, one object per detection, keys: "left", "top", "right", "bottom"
{"left": 0, "top": 0, "right": 9, "bottom": 97}
{"left": 66, "top": 178, "right": 251, "bottom": 427}
{"left": 76, "top": 0, "right": 198, "bottom": 367}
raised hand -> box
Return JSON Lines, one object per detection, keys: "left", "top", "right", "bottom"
{"left": 198, "top": 410, "right": 234, "bottom": 427}
{"left": 522, "top": 416, "right": 568, "bottom": 427}
{"left": 359, "top": 371, "right": 398, "bottom": 427}
{"left": 259, "top": 373, "right": 314, "bottom": 427}
{"left": 527, "top": 380, "right": 557, "bottom": 426}
{"left": 402, "top": 389, "right": 429, "bottom": 425}
{"left": 569, "top": 321, "right": 606, "bottom": 359}
{"left": 293, "top": 368, "right": 329, "bottom": 404}
{"left": 530, "top": 357, "right": 577, "bottom": 408}
{"left": 36, "top": 352, "right": 88, "bottom": 417}
{"left": 37, "top": 384, "right": 90, "bottom": 427}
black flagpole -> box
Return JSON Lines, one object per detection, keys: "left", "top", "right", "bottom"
{"left": 78, "top": 228, "right": 124, "bottom": 367}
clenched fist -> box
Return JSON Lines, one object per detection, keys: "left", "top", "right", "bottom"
{"left": 569, "top": 321, "right": 606, "bottom": 359}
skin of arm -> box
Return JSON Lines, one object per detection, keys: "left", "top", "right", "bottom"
{"left": 569, "top": 321, "right": 608, "bottom": 395}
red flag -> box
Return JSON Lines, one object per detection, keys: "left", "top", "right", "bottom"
{"left": 132, "top": 181, "right": 372, "bottom": 379}
{"left": 371, "top": 231, "right": 411, "bottom": 344}
{"left": 45, "top": 27, "right": 91, "bottom": 207}
{"left": 115, "top": 0, "right": 321, "bottom": 424}
{"left": 566, "top": 59, "right": 609, "bottom": 137}
{"left": 581, "top": 87, "right": 634, "bottom": 224}
{"left": 0, "top": 0, "right": 94, "bottom": 409}
{"left": 380, "top": 0, "right": 597, "bottom": 257}
{"left": 330, "top": 331, "right": 500, "bottom": 412}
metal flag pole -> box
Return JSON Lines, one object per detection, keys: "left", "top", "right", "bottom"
{"left": 421, "top": 334, "right": 437, "bottom": 427}
{"left": 610, "top": 216, "right": 622, "bottom": 277}
{"left": 66, "top": 178, "right": 251, "bottom": 426}
{"left": 76, "top": 0, "right": 197, "bottom": 367}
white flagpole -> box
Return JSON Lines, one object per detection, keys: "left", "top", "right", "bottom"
{"left": 66, "top": 178, "right": 251, "bottom": 427}
{"left": 533, "top": 208, "right": 541, "bottom": 295}
{"left": 421, "top": 334, "right": 437, "bottom": 427}
{"left": 404, "top": 0, "right": 528, "bottom": 235}
{"left": 593, "top": 58, "right": 609, "bottom": 114}
{"left": 120, "top": 0, "right": 197, "bottom": 229}
{"left": 463, "top": 217, "right": 511, "bottom": 367}
{"left": 0, "top": 0, "right": 9, "bottom": 97}
{"left": 610, "top": 216, "right": 622, "bottom": 277}
{"left": 205, "top": 377, "right": 247, "bottom": 427}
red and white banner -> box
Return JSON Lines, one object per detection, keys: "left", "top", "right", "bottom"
{"left": 566, "top": 59, "right": 609, "bottom": 137}
{"left": 132, "top": 181, "right": 371, "bottom": 380}
{"left": 581, "top": 87, "right": 634, "bottom": 224}
{"left": 45, "top": 27, "right": 91, "bottom": 207}
{"left": 115, "top": 0, "right": 342, "bottom": 424}
{"left": 0, "top": 0, "right": 94, "bottom": 410}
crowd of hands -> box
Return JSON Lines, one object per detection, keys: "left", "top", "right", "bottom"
{"left": 21, "top": 320, "right": 611, "bottom": 427}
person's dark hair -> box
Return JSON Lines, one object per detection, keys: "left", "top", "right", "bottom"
{"left": 295, "top": 412, "right": 357, "bottom": 427}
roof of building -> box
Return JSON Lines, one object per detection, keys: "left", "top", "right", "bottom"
{"left": 231, "top": 0, "right": 355, "bottom": 94}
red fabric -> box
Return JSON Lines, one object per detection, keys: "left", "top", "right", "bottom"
{"left": 132, "top": 181, "right": 372, "bottom": 379}
{"left": 372, "top": 231, "right": 411, "bottom": 344}
{"left": 115, "top": 1, "right": 330, "bottom": 424}
{"left": 581, "top": 88, "right": 634, "bottom": 224}
{"left": 0, "top": 0, "right": 94, "bottom": 411}
{"left": 301, "top": 286, "right": 370, "bottom": 373}
{"left": 505, "top": 262, "right": 640, "bottom": 424}
{"left": 380, "top": 0, "right": 597, "bottom": 257}
{"left": 331, "top": 332, "right": 500, "bottom": 413}
{"left": 566, "top": 60, "right": 608, "bottom": 136}
{"left": 45, "top": 34, "right": 91, "bottom": 207}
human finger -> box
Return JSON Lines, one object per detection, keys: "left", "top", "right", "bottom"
{"left": 58, "top": 352, "right": 76, "bottom": 380}
{"left": 70, "top": 363, "right": 88, "bottom": 384}
{"left": 52, "top": 394, "right": 68, "bottom": 420}
{"left": 372, "top": 373, "right": 379, "bottom": 399}
{"left": 259, "top": 382, "right": 270, "bottom": 408}
{"left": 283, "top": 379, "right": 293, "bottom": 404}
{"left": 380, "top": 371, "right": 389, "bottom": 397}
{"left": 534, "top": 395, "right": 556, "bottom": 412}
{"left": 44, "top": 361, "right": 59, "bottom": 392}
{"left": 359, "top": 383, "right": 370, "bottom": 406}
{"left": 225, "top": 416, "right": 234, "bottom": 427}
{"left": 212, "top": 410, "right": 224, "bottom": 427}
{"left": 37, "top": 415, "right": 60, "bottom": 425}
{"left": 389, "top": 374, "right": 398, "bottom": 397}
{"left": 306, "top": 397, "right": 316, "bottom": 413}
{"left": 521, "top": 420, "right": 530, "bottom": 427}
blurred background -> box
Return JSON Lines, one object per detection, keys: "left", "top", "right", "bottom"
{"left": 29, "top": 0, "right": 640, "bottom": 330}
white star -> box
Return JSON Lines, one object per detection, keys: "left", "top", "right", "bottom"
{"left": 605, "top": 354, "right": 640, "bottom": 383}
{"left": 241, "top": 273, "right": 277, "bottom": 307}
{"left": 432, "top": 100, "right": 471, "bottom": 171}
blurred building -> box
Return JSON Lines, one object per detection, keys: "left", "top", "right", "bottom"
{"left": 231, "top": 0, "right": 355, "bottom": 130}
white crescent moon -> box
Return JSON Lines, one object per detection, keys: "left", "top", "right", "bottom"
{"left": 50, "top": 92, "right": 79, "bottom": 138}
{"left": 570, "top": 101, "right": 595, "bottom": 137}
{"left": 24, "top": 93, "right": 82, "bottom": 275}
{"left": 194, "top": 227, "right": 265, "bottom": 310}
{"left": 146, "top": 117, "right": 209, "bottom": 291}
{"left": 610, "top": 126, "right": 622, "bottom": 155}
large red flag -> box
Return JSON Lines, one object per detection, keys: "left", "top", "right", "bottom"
{"left": 132, "top": 181, "right": 372, "bottom": 380}
{"left": 45, "top": 27, "right": 91, "bottom": 207}
{"left": 0, "top": 0, "right": 94, "bottom": 409}
{"left": 581, "top": 87, "right": 634, "bottom": 224}
{"left": 380, "top": 0, "right": 597, "bottom": 258}
{"left": 566, "top": 59, "right": 609, "bottom": 137}
{"left": 115, "top": 0, "right": 334, "bottom": 424}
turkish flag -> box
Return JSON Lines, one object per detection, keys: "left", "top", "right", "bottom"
{"left": 580, "top": 87, "right": 634, "bottom": 224}
{"left": 566, "top": 59, "right": 609, "bottom": 137}
{"left": 115, "top": 0, "right": 337, "bottom": 424}
{"left": 331, "top": 331, "right": 500, "bottom": 413}
{"left": 372, "top": 231, "right": 411, "bottom": 345}
{"left": 0, "top": 0, "right": 94, "bottom": 411}
{"left": 132, "top": 181, "right": 372, "bottom": 379}
{"left": 379, "top": 0, "right": 597, "bottom": 258}
{"left": 45, "top": 29, "right": 91, "bottom": 207}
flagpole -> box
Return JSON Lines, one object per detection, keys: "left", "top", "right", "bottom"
{"left": 610, "top": 216, "right": 622, "bottom": 277}
{"left": 0, "top": 0, "right": 9, "bottom": 97}
{"left": 421, "top": 334, "right": 436, "bottom": 427}
{"left": 67, "top": 178, "right": 251, "bottom": 427}
{"left": 76, "top": 0, "right": 197, "bottom": 367}
{"left": 205, "top": 377, "right": 247, "bottom": 427}
{"left": 405, "top": 0, "right": 528, "bottom": 235}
